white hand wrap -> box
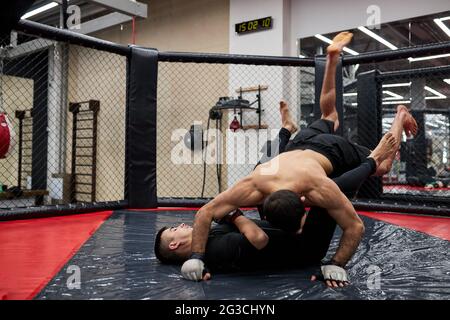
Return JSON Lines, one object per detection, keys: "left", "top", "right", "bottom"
{"left": 321, "top": 264, "right": 349, "bottom": 282}
{"left": 181, "top": 258, "right": 205, "bottom": 281}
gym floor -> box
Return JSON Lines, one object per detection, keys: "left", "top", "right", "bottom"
{"left": 1, "top": 209, "right": 449, "bottom": 300}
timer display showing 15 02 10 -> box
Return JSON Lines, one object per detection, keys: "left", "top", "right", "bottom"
{"left": 235, "top": 17, "right": 273, "bottom": 34}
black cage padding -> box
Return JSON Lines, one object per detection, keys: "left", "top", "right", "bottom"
{"left": 126, "top": 47, "right": 158, "bottom": 208}
{"left": 356, "top": 70, "right": 382, "bottom": 199}
{"left": 0, "top": 200, "right": 127, "bottom": 221}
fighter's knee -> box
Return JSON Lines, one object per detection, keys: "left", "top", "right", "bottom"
{"left": 327, "top": 112, "right": 339, "bottom": 132}
{"left": 333, "top": 119, "right": 340, "bottom": 132}
{"left": 321, "top": 111, "right": 339, "bottom": 131}
{"left": 375, "top": 163, "right": 391, "bottom": 176}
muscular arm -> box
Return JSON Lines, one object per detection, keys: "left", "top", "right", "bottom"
{"left": 191, "top": 176, "right": 264, "bottom": 255}
{"left": 233, "top": 215, "right": 269, "bottom": 250}
{"left": 305, "top": 177, "right": 365, "bottom": 267}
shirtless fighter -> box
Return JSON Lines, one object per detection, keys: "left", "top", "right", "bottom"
{"left": 181, "top": 32, "right": 417, "bottom": 282}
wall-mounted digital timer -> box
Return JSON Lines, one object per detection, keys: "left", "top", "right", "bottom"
{"left": 235, "top": 17, "right": 273, "bottom": 34}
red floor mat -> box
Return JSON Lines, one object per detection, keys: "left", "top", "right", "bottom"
{"left": 359, "top": 211, "right": 450, "bottom": 241}
{"left": 0, "top": 211, "right": 112, "bottom": 300}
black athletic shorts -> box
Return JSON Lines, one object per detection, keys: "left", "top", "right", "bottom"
{"left": 285, "top": 119, "right": 371, "bottom": 177}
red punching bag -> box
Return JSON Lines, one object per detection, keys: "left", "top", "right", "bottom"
{"left": 0, "top": 113, "right": 14, "bottom": 159}
{"left": 229, "top": 116, "right": 240, "bottom": 132}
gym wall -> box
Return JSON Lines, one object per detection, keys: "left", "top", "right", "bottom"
{"left": 93, "top": 0, "right": 230, "bottom": 53}
{"left": 64, "top": 45, "right": 127, "bottom": 202}
{"left": 92, "top": 0, "right": 231, "bottom": 198}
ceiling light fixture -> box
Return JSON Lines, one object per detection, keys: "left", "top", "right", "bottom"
{"left": 424, "top": 86, "right": 447, "bottom": 99}
{"left": 382, "top": 82, "right": 411, "bottom": 88}
{"left": 435, "top": 119, "right": 450, "bottom": 127}
{"left": 347, "top": 91, "right": 405, "bottom": 100}
{"left": 434, "top": 16, "right": 450, "bottom": 38}
{"left": 426, "top": 122, "right": 440, "bottom": 128}
{"left": 383, "top": 90, "right": 403, "bottom": 100}
{"left": 425, "top": 97, "right": 445, "bottom": 100}
{"left": 357, "top": 26, "right": 398, "bottom": 50}
{"left": 21, "top": 2, "right": 59, "bottom": 20}
{"left": 382, "top": 100, "right": 411, "bottom": 105}
{"left": 408, "top": 53, "right": 450, "bottom": 62}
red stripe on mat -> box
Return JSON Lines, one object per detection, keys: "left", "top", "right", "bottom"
{"left": 0, "top": 211, "right": 112, "bottom": 300}
{"left": 358, "top": 211, "right": 450, "bottom": 241}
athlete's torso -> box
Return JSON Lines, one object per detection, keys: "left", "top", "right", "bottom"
{"left": 251, "top": 149, "right": 333, "bottom": 197}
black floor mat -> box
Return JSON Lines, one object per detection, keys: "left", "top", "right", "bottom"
{"left": 36, "top": 209, "right": 450, "bottom": 300}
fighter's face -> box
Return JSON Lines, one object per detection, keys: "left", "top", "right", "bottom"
{"left": 162, "top": 223, "right": 193, "bottom": 244}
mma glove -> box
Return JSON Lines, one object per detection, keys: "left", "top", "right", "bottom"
{"left": 181, "top": 253, "right": 210, "bottom": 281}
{"left": 320, "top": 259, "right": 349, "bottom": 283}
{"left": 214, "top": 209, "right": 243, "bottom": 225}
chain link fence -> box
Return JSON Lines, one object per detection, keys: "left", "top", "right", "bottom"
{"left": 344, "top": 59, "right": 450, "bottom": 207}
{"left": 156, "top": 54, "right": 449, "bottom": 211}
{"left": 0, "top": 33, "right": 127, "bottom": 210}
{"left": 1, "top": 24, "right": 448, "bottom": 213}
{"left": 379, "top": 71, "right": 450, "bottom": 201}
{"left": 157, "top": 62, "right": 314, "bottom": 199}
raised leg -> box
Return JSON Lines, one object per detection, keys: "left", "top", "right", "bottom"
{"left": 372, "top": 105, "right": 418, "bottom": 176}
{"left": 368, "top": 132, "right": 398, "bottom": 176}
{"left": 279, "top": 100, "right": 298, "bottom": 136}
{"left": 256, "top": 101, "right": 297, "bottom": 219}
{"left": 257, "top": 101, "right": 298, "bottom": 165}
{"left": 320, "top": 32, "right": 354, "bottom": 131}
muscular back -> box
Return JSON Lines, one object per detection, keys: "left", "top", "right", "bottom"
{"left": 193, "top": 141, "right": 360, "bottom": 257}
{"left": 200, "top": 149, "right": 331, "bottom": 224}
{"left": 251, "top": 149, "right": 333, "bottom": 197}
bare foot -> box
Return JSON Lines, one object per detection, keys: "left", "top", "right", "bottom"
{"left": 280, "top": 100, "right": 298, "bottom": 134}
{"left": 368, "top": 132, "right": 397, "bottom": 168}
{"left": 327, "top": 32, "right": 354, "bottom": 56}
{"left": 397, "top": 105, "right": 418, "bottom": 137}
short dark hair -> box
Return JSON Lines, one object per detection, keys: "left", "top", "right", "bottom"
{"left": 263, "top": 189, "right": 305, "bottom": 233}
{"left": 154, "top": 226, "right": 187, "bottom": 265}
{"left": 154, "top": 226, "right": 170, "bottom": 263}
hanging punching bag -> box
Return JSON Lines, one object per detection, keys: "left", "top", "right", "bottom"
{"left": 0, "top": 113, "right": 14, "bottom": 159}
{"left": 229, "top": 116, "right": 240, "bottom": 132}
{"left": 0, "top": 0, "right": 29, "bottom": 158}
